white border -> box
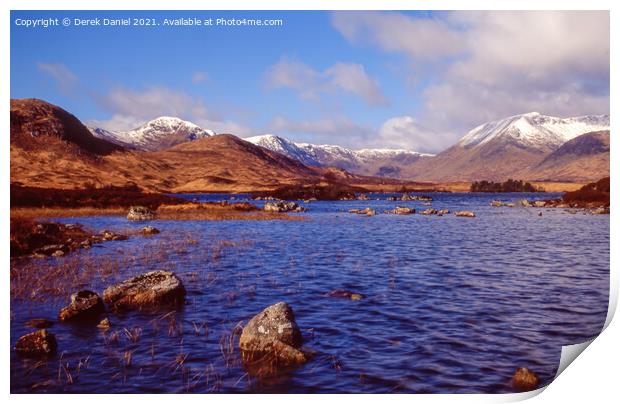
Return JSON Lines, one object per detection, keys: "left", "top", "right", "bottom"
{"left": 2, "top": 1, "right": 617, "bottom": 403}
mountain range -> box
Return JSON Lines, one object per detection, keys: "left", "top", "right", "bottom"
{"left": 11, "top": 98, "right": 610, "bottom": 192}
{"left": 10, "top": 98, "right": 415, "bottom": 193}
{"left": 244, "top": 134, "right": 433, "bottom": 177}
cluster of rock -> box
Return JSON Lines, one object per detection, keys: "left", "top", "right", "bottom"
{"left": 127, "top": 206, "right": 156, "bottom": 221}
{"left": 387, "top": 193, "right": 433, "bottom": 202}
{"left": 253, "top": 196, "right": 280, "bottom": 201}
{"left": 14, "top": 270, "right": 186, "bottom": 357}
{"left": 31, "top": 228, "right": 128, "bottom": 259}
{"left": 516, "top": 199, "right": 609, "bottom": 214}
{"left": 348, "top": 207, "right": 376, "bottom": 216}
{"left": 15, "top": 278, "right": 539, "bottom": 391}
{"left": 385, "top": 206, "right": 416, "bottom": 215}
{"left": 350, "top": 206, "right": 473, "bottom": 218}
{"left": 420, "top": 208, "right": 450, "bottom": 216}
{"left": 263, "top": 201, "right": 307, "bottom": 213}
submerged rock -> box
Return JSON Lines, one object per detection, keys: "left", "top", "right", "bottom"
{"left": 140, "top": 226, "right": 160, "bottom": 235}
{"left": 127, "top": 206, "right": 155, "bottom": 221}
{"left": 101, "top": 230, "right": 129, "bottom": 241}
{"left": 239, "top": 302, "right": 307, "bottom": 366}
{"left": 455, "top": 211, "right": 476, "bottom": 218}
{"left": 511, "top": 367, "right": 540, "bottom": 392}
{"left": 25, "top": 318, "right": 54, "bottom": 329}
{"left": 15, "top": 329, "right": 57, "bottom": 357}
{"left": 264, "top": 201, "right": 306, "bottom": 213}
{"left": 326, "top": 289, "right": 364, "bottom": 300}
{"left": 103, "top": 270, "right": 186, "bottom": 311}
{"left": 59, "top": 290, "right": 105, "bottom": 322}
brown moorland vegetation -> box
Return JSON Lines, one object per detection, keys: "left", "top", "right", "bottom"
{"left": 11, "top": 183, "right": 186, "bottom": 209}
{"left": 562, "top": 177, "right": 610, "bottom": 206}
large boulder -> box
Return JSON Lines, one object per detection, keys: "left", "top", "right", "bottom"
{"left": 511, "top": 367, "right": 540, "bottom": 392}
{"left": 103, "top": 271, "right": 186, "bottom": 311}
{"left": 15, "top": 329, "right": 57, "bottom": 357}
{"left": 59, "top": 290, "right": 105, "bottom": 322}
{"left": 239, "top": 302, "right": 307, "bottom": 366}
{"left": 127, "top": 206, "right": 155, "bottom": 221}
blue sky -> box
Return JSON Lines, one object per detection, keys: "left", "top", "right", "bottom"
{"left": 10, "top": 10, "right": 610, "bottom": 152}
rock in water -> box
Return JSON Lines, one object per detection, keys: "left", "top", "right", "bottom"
{"left": 239, "top": 302, "right": 307, "bottom": 366}
{"left": 392, "top": 206, "right": 415, "bottom": 215}
{"left": 97, "top": 318, "right": 111, "bottom": 329}
{"left": 140, "top": 226, "right": 160, "bottom": 235}
{"left": 15, "top": 329, "right": 57, "bottom": 357}
{"left": 263, "top": 201, "right": 306, "bottom": 213}
{"left": 59, "top": 290, "right": 105, "bottom": 322}
{"left": 455, "top": 211, "right": 476, "bottom": 217}
{"left": 511, "top": 367, "right": 540, "bottom": 392}
{"left": 127, "top": 206, "right": 155, "bottom": 221}
{"left": 103, "top": 271, "right": 186, "bottom": 311}
{"left": 327, "top": 289, "right": 365, "bottom": 300}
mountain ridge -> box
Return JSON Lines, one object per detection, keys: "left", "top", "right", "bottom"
{"left": 89, "top": 116, "right": 215, "bottom": 151}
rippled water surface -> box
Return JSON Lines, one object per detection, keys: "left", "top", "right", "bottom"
{"left": 10, "top": 193, "right": 609, "bottom": 393}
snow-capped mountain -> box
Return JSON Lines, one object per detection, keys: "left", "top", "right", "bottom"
{"left": 244, "top": 134, "right": 321, "bottom": 166}
{"left": 90, "top": 117, "right": 215, "bottom": 151}
{"left": 244, "top": 134, "right": 433, "bottom": 177}
{"left": 407, "top": 112, "right": 610, "bottom": 182}
{"left": 459, "top": 112, "right": 609, "bottom": 151}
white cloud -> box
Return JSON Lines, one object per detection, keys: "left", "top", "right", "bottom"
{"left": 377, "top": 116, "right": 449, "bottom": 153}
{"left": 269, "top": 115, "right": 374, "bottom": 145}
{"left": 331, "top": 11, "right": 464, "bottom": 60}
{"left": 37, "top": 63, "right": 78, "bottom": 93}
{"left": 265, "top": 57, "right": 388, "bottom": 106}
{"left": 332, "top": 11, "right": 610, "bottom": 151}
{"left": 91, "top": 86, "right": 254, "bottom": 135}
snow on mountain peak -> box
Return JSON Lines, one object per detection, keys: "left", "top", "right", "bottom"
{"left": 459, "top": 112, "right": 609, "bottom": 150}
{"left": 90, "top": 117, "right": 215, "bottom": 150}
{"left": 244, "top": 134, "right": 432, "bottom": 169}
